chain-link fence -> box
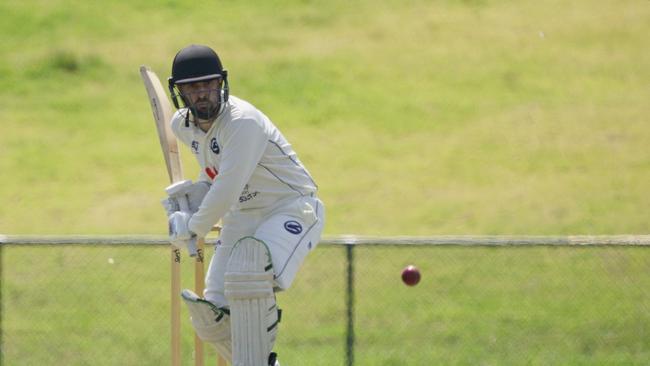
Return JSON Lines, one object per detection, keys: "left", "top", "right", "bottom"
{"left": 1, "top": 236, "right": 649, "bottom": 365}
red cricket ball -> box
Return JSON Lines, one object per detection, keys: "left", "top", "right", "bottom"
{"left": 401, "top": 265, "right": 421, "bottom": 286}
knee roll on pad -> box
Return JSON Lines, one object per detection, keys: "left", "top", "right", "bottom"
{"left": 225, "top": 237, "right": 279, "bottom": 366}
{"left": 182, "top": 289, "right": 232, "bottom": 361}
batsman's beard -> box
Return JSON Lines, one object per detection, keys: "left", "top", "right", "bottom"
{"left": 183, "top": 88, "right": 224, "bottom": 122}
{"left": 189, "top": 98, "right": 220, "bottom": 121}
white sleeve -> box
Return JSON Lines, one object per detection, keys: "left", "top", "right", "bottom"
{"left": 170, "top": 110, "right": 195, "bottom": 146}
{"left": 188, "top": 119, "right": 268, "bottom": 237}
{"left": 197, "top": 169, "right": 211, "bottom": 183}
{"left": 171, "top": 111, "right": 211, "bottom": 183}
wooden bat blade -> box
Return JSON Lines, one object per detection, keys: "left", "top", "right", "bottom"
{"left": 140, "top": 65, "right": 183, "bottom": 183}
{"left": 140, "top": 65, "right": 227, "bottom": 366}
{"left": 140, "top": 65, "right": 184, "bottom": 366}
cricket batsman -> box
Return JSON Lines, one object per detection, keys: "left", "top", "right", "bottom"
{"left": 162, "top": 44, "right": 325, "bottom": 365}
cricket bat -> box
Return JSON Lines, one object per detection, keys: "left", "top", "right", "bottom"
{"left": 140, "top": 66, "right": 220, "bottom": 366}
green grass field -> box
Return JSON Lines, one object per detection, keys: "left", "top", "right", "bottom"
{"left": 1, "top": 0, "right": 648, "bottom": 236}
{"left": 1, "top": 0, "right": 649, "bottom": 365}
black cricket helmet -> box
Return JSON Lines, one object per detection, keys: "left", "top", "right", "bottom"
{"left": 168, "top": 44, "right": 229, "bottom": 121}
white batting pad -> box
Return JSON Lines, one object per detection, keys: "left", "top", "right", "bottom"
{"left": 181, "top": 289, "right": 232, "bottom": 361}
{"left": 225, "top": 237, "right": 279, "bottom": 366}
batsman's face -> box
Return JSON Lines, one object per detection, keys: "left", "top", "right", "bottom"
{"left": 178, "top": 79, "right": 222, "bottom": 116}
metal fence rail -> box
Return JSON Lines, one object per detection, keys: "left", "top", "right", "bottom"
{"left": 2, "top": 234, "right": 650, "bottom": 246}
{"left": 1, "top": 235, "right": 649, "bottom": 365}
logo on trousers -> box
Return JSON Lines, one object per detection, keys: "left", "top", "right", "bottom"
{"left": 284, "top": 220, "right": 303, "bottom": 235}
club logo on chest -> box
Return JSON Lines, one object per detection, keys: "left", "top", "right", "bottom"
{"left": 210, "top": 138, "right": 220, "bottom": 154}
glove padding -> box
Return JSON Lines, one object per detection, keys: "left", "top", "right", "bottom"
{"left": 161, "top": 180, "right": 211, "bottom": 217}
{"left": 168, "top": 211, "right": 196, "bottom": 251}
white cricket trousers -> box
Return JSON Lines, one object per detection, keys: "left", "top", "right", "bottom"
{"left": 204, "top": 195, "right": 325, "bottom": 306}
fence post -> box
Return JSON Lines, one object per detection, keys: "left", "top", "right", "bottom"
{"left": 0, "top": 241, "right": 3, "bottom": 366}
{"left": 345, "top": 244, "right": 355, "bottom": 366}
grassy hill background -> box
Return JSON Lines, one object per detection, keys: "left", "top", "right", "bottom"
{"left": 1, "top": 0, "right": 648, "bottom": 236}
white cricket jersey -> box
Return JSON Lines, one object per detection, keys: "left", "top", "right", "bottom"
{"left": 170, "top": 96, "right": 318, "bottom": 237}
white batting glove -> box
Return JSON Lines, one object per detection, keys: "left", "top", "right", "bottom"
{"left": 168, "top": 211, "right": 196, "bottom": 250}
{"left": 161, "top": 181, "right": 211, "bottom": 217}
{"left": 161, "top": 197, "right": 180, "bottom": 217}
